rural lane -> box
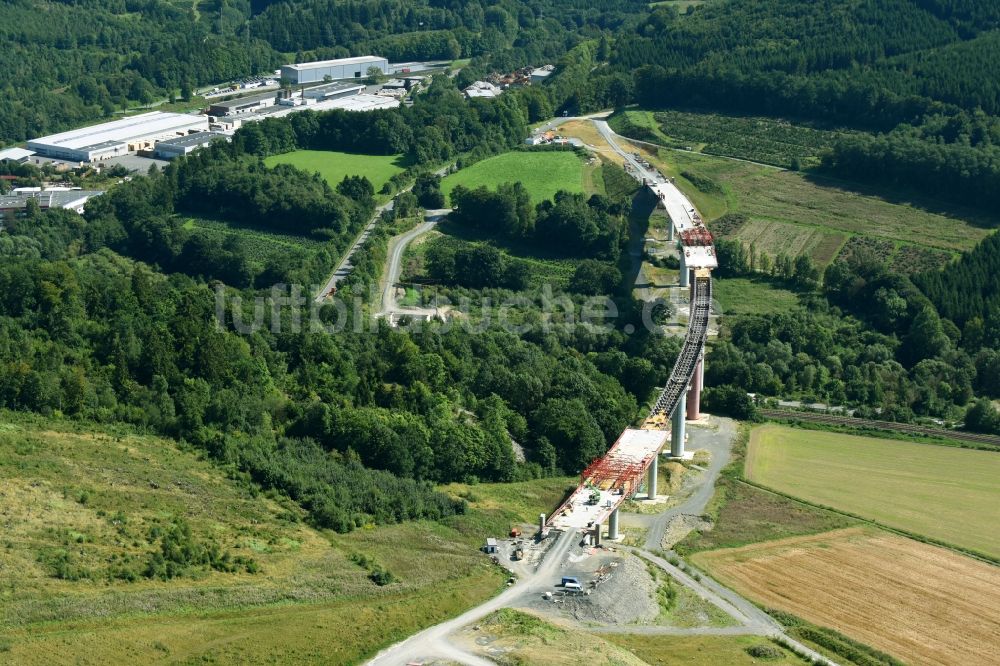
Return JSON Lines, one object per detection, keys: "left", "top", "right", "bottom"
{"left": 377, "top": 208, "right": 450, "bottom": 318}
{"left": 313, "top": 197, "right": 397, "bottom": 303}
{"left": 314, "top": 166, "right": 451, "bottom": 303}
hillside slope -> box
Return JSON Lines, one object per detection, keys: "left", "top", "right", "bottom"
{"left": 0, "top": 413, "right": 553, "bottom": 664}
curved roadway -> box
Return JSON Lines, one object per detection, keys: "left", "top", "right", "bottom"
{"left": 378, "top": 209, "right": 450, "bottom": 319}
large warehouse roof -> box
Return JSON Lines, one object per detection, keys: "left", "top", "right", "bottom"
{"left": 28, "top": 112, "right": 204, "bottom": 152}
{"left": 284, "top": 56, "right": 385, "bottom": 72}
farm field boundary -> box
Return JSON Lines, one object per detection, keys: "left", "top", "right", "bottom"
{"left": 692, "top": 527, "right": 1000, "bottom": 666}
{"left": 745, "top": 424, "right": 1000, "bottom": 560}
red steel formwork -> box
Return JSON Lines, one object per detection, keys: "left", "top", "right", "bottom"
{"left": 680, "top": 227, "right": 714, "bottom": 247}
{"left": 580, "top": 454, "right": 651, "bottom": 495}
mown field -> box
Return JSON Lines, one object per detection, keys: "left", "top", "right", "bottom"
{"left": 264, "top": 149, "right": 408, "bottom": 191}
{"left": 442, "top": 151, "right": 587, "bottom": 203}
{"left": 713, "top": 277, "right": 801, "bottom": 316}
{"left": 745, "top": 424, "right": 1000, "bottom": 558}
{"left": 692, "top": 527, "right": 1000, "bottom": 666}
{"left": 0, "top": 415, "right": 570, "bottom": 664}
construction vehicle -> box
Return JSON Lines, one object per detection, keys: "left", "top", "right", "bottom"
{"left": 588, "top": 489, "right": 601, "bottom": 505}
{"left": 512, "top": 544, "right": 524, "bottom": 561}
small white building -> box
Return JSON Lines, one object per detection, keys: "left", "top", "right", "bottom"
{"left": 531, "top": 65, "right": 554, "bottom": 84}
{"left": 0, "top": 147, "right": 35, "bottom": 163}
{"left": 464, "top": 81, "right": 501, "bottom": 99}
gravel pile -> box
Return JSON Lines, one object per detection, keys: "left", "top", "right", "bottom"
{"left": 531, "top": 554, "right": 659, "bottom": 626}
{"left": 660, "top": 514, "right": 712, "bottom": 549}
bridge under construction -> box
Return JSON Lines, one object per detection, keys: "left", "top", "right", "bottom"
{"left": 548, "top": 175, "right": 717, "bottom": 541}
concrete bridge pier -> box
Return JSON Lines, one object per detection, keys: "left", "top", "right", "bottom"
{"left": 687, "top": 355, "right": 704, "bottom": 421}
{"left": 647, "top": 454, "right": 658, "bottom": 499}
{"left": 671, "top": 390, "right": 688, "bottom": 457}
{"left": 678, "top": 246, "right": 689, "bottom": 288}
{"left": 608, "top": 508, "right": 620, "bottom": 540}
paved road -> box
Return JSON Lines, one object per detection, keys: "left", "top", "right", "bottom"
{"left": 366, "top": 529, "right": 577, "bottom": 666}
{"left": 593, "top": 119, "right": 665, "bottom": 184}
{"left": 378, "top": 208, "right": 450, "bottom": 318}
{"left": 314, "top": 198, "right": 397, "bottom": 303}
{"left": 315, "top": 167, "right": 451, "bottom": 303}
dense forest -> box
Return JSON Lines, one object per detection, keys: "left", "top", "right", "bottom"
{"left": 0, "top": 0, "right": 647, "bottom": 145}
{"left": 3, "top": 0, "right": 1000, "bottom": 530}
{"left": 0, "top": 73, "right": 681, "bottom": 531}
{"left": 588, "top": 1, "right": 1000, "bottom": 212}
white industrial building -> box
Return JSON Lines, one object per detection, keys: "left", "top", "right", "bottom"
{"left": 27, "top": 112, "right": 209, "bottom": 162}
{"left": 302, "top": 82, "right": 366, "bottom": 101}
{"left": 0, "top": 147, "right": 35, "bottom": 163}
{"left": 281, "top": 56, "right": 388, "bottom": 85}
{"left": 153, "top": 131, "right": 230, "bottom": 160}
{"left": 0, "top": 188, "right": 104, "bottom": 220}
{"left": 208, "top": 91, "right": 281, "bottom": 117}
{"left": 531, "top": 65, "right": 554, "bottom": 84}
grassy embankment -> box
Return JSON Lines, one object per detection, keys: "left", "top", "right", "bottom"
{"left": 609, "top": 109, "right": 992, "bottom": 269}
{"left": 463, "top": 609, "right": 805, "bottom": 666}
{"left": 0, "top": 414, "right": 571, "bottom": 664}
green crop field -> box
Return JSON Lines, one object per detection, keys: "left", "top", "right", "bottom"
{"left": 442, "top": 151, "right": 587, "bottom": 203}
{"left": 746, "top": 424, "right": 1000, "bottom": 558}
{"left": 0, "top": 414, "right": 573, "bottom": 665}
{"left": 264, "top": 149, "right": 408, "bottom": 191}
{"left": 713, "top": 277, "right": 801, "bottom": 316}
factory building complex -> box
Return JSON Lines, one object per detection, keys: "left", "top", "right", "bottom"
{"left": 0, "top": 188, "right": 105, "bottom": 221}
{"left": 15, "top": 56, "right": 437, "bottom": 166}
{"left": 27, "top": 112, "right": 209, "bottom": 162}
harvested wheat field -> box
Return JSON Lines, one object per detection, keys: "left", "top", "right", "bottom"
{"left": 693, "top": 527, "right": 1000, "bottom": 666}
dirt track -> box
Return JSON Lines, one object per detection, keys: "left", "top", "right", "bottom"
{"left": 693, "top": 527, "right": 1000, "bottom": 666}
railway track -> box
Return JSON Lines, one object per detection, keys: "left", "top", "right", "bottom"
{"left": 760, "top": 409, "right": 1000, "bottom": 447}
